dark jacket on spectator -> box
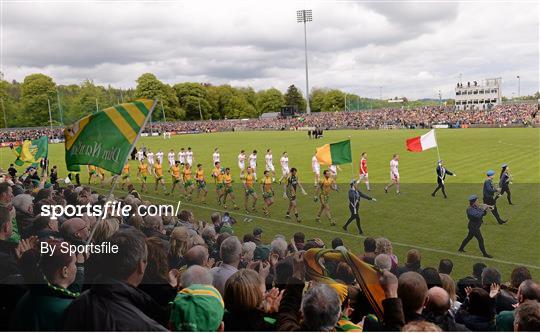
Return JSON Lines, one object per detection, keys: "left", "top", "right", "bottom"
{"left": 0, "top": 240, "right": 26, "bottom": 331}
{"left": 223, "top": 309, "right": 276, "bottom": 331}
{"left": 396, "top": 262, "right": 422, "bottom": 277}
{"left": 63, "top": 277, "right": 167, "bottom": 331}
{"left": 11, "top": 284, "right": 77, "bottom": 331}
{"left": 423, "top": 309, "right": 470, "bottom": 331}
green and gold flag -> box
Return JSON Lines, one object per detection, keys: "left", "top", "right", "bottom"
{"left": 315, "top": 139, "right": 352, "bottom": 165}
{"left": 64, "top": 99, "right": 156, "bottom": 175}
{"left": 12, "top": 136, "right": 48, "bottom": 166}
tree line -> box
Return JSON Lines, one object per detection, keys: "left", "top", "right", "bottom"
{"left": 1, "top": 72, "right": 453, "bottom": 127}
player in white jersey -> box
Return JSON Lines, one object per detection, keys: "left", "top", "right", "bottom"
{"left": 312, "top": 153, "right": 320, "bottom": 186}
{"left": 264, "top": 149, "right": 276, "bottom": 181}
{"left": 212, "top": 148, "right": 220, "bottom": 164}
{"left": 136, "top": 149, "right": 144, "bottom": 162}
{"left": 186, "top": 147, "right": 194, "bottom": 166}
{"left": 249, "top": 150, "right": 258, "bottom": 181}
{"left": 329, "top": 164, "right": 341, "bottom": 180}
{"left": 238, "top": 150, "right": 246, "bottom": 176}
{"left": 385, "top": 154, "right": 400, "bottom": 194}
{"left": 178, "top": 148, "right": 186, "bottom": 165}
{"left": 147, "top": 150, "right": 155, "bottom": 166}
{"left": 279, "top": 152, "right": 290, "bottom": 183}
{"left": 156, "top": 149, "right": 164, "bottom": 164}
{"left": 167, "top": 150, "right": 176, "bottom": 167}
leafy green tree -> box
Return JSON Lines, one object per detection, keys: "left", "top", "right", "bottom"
{"left": 284, "top": 85, "right": 306, "bottom": 112}
{"left": 135, "top": 73, "right": 182, "bottom": 121}
{"left": 310, "top": 88, "right": 327, "bottom": 113}
{"left": 323, "top": 89, "right": 345, "bottom": 112}
{"left": 173, "top": 83, "right": 211, "bottom": 120}
{"left": 256, "top": 88, "right": 284, "bottom": 115}
{"left": 20, "top": 74, "right": 57, "bottom": 126}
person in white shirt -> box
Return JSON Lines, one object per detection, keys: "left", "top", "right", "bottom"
{"left": 279, "top": 152, "right": 290, "bottom": 182}
{"left": 312, "top": 153, "right": 320, "bottom": 186}
{"left": 385, "top": 154, "right": 400, "bottom": 194}
{"left": 136, "top": 149, "right": 144, "bottom": 162}
{"left": 147, "top": 150, "right": 155, "bottom": 166}
{"left": 178, "top": 148, "right": 186, "bottom": 165}
{"left": 329, "top": 164, "right": 341, "bottom": 180}
{"left": 167, "top": 149, "right": 175, "bottom": 167}
{"left": 186, "top": 147, "right": 194, "bottom": 166}
{"left": 249, "top": 150, "right": 258, "bottom": 181}
{"left": 238, "top": 150, "right": 246, "bottom": 176}
{"left": 264, "top": 149, "right": 275, "bottom": 182}
{"left": 156, "top": 149, "right": 164, "bottom": 165}
{"left": 212, "top": 148, "right": 220, "bottom": 164}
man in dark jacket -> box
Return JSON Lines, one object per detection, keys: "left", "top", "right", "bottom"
{"left": 458, "top": 195, "right": 492, "bottom": 258}
{"left": 63, "top": 229, "right": 167, "bottom": 331}
{"left": 342, "top": 181, "right": 376, "bottom": 235}
{"left": 483, "top": 170, "right": 507, "bottom": 224}
{"left": 423, "top": 287, "right": 469, "bottom": 331}
{"left": 431, "top": 160, "right": 455, "bottom": 198}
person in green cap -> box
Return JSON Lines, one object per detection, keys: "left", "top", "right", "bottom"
{"left": 169, "top": 284, "right": 224, "bottom": 332}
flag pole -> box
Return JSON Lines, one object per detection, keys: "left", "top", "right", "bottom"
{"left": 47, "top": 99, "right": 53, "bottom": 131}
{"left": 434, "top": 129, "right": 441, "bottom": 161}
{"left": 85, "top": 100, "right": 158, "bottom": 245}
{"left": 1, "top": 98, "right": 7, "bottom": 128}
{"left": 348, "top": 136, "right": 355, "bottom": 182}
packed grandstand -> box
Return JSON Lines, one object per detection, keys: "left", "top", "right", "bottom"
{"left": 0, "top": 103, "right": 537, "bottom": 144}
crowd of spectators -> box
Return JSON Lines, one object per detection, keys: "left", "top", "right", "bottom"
{"left": 1, "top": 103, "right": 536, "bottom": 143}
{"left": 1, "top": 166, "right": 539, "bottom": 332}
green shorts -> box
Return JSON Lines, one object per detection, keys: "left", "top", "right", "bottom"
{"left": 89, "top": 170, "right": 96, "bottom": 176}
{"left": 263, "top": 191, "right": 274, "bottom": 199}
{"left": 245, "top": 187, "right": 255, "bottom": 196}
{"left": 184, "top": 180, "right": 194, "bottom": 188}
{"left": 141, "top": 176, "right": 147, "bottom": 182}
{"left": 216, "top": 183, "right": 224, "bottom": 190}
{"left": 155, "top": 176, "right": 163, "bottom": 181}
{"left": 197, "top": 180, "right": 206, "bottom": 189}
{"left": 172, "top": 177, "right": 180, "bottom": 184}
{"left": 225, "top": 185, "right": 233, "bottom": 194}
{"left": 121, "top": 174, "right": 129, "bottom": 180}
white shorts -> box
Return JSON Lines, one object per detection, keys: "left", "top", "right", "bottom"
{"left": 238, "top": 162, "right": 245, "bottom": 170}
{"left": 186, "top": 159, "right": 193, "bottom": 166}
{"left": 359, "top": 173, "right": 368, "bottom": 180}
{"left": 313, "top": 167, "right": 320, "bottom": 175}
{"left": 249, "top": 163, "right": 256, "bottom": 169}
{"left": 282, "top": 167, "right": 290, "bottom": 175}
{"left": 168, "top": 159, "right": 175, "bottom": 166}
{"left": 391, "top": 172, "right": 399, "bottom": 181}
{"left": 148, "top": 160, "right": 154, "bottom": 166}
{"left": 266, "top": 164, "right": 275, "bottom": 172}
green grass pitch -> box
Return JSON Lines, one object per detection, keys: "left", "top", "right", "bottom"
{"left": 1, "top": 128, "right": 539, "bottom": 280}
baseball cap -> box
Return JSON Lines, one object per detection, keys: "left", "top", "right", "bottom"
{"left": 468, "top": 194, "right": 478, "bottom": 202}
{"left": 486, "top": 170, "right": 495, "bottom": 176}
{"left": 253, "top": 227, "right": 263, "bottom": 237}
{"left": 253, "top": 245, "right": 271, "bottom": 261}
{"left": 501, "top": 163, "right": 508, "bottom": 168}
{"left": 170, "top": 284, "right": 224, "bottom": 332}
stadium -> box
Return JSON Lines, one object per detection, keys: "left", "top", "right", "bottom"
{"left": 1, "top": 1, "right": 539, "bottom": 332}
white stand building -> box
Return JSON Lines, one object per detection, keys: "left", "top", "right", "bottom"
{"left": 455, "top": 78, "right": 501, "bottom": 110}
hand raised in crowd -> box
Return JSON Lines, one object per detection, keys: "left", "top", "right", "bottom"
{"left": 292, "top": 251, "right": 305, "bottom": 281}
{"left": 489, "top": 283, "right": 500, "bottom": 298}
{"left": 262, "top": 287, "right": 284, "bottom": 314}
{"left": 258, "top": 261, "right": 270, "bottom": 281}
{"left": 15, "top": 236, "right": 38, "bottom": 259}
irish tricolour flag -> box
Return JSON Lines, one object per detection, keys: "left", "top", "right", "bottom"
{"left": 316, "top": 139, "right": 352, "bottom": 165}
{"left": 406, "top": 129, "right": 438, "bottom": 152}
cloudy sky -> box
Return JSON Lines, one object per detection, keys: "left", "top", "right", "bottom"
{"left": 1, "top": 0, "right": 538, "bottom": 99}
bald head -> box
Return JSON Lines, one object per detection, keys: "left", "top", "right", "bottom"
{"left": 518, "top": 280, "right": 540, "bottom": 303}
{"left": 183, "top": 245, "right": 209, "bottom": 267}
{"left": 426, "top": 287, "right": 451, "bottom": 314}
{"left": 60, "top": 218, "right": 89, "bottom": 242}
{"left": 398, "top": 272, "right": 428, "bottom": 315}
{"left": 181, "top": 265, "right": 213, "bottom": 288}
